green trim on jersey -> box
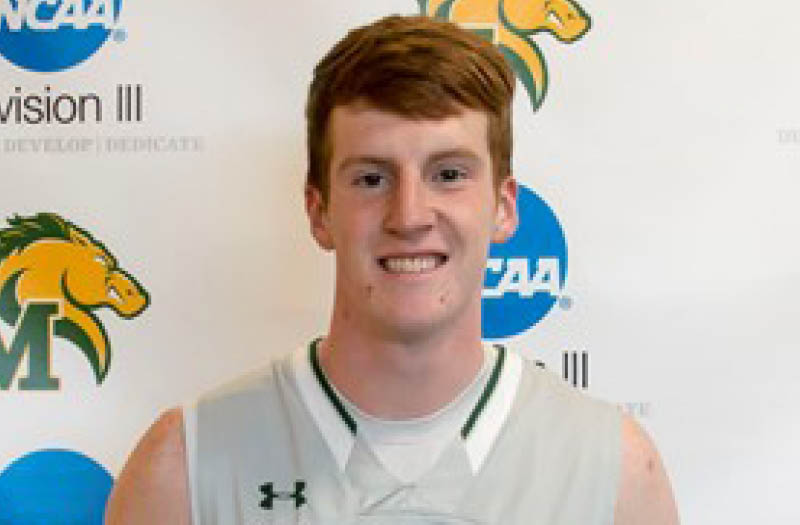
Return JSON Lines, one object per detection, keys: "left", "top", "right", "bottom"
{"left": 461, "top": 345, "right": 505, "bottom": 439}
{"left": 308, "top": 339, "right": 506, "bottom": 440}
{"left": 310, "top": 338, "right": 358, "bottom": 435}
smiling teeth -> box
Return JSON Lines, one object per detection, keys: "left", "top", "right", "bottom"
{"left": 383, "top": 256, "right": 439, "bottom": 273}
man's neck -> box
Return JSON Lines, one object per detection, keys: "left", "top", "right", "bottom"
{"left": 319, "top": 324, "right": 485, "bottom": 420}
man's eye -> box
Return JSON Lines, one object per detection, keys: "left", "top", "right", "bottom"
{"left": 355, "top": 173, "right": 384, "bottom": 187}
{"left": 435, "top": 168, "right": 467, "bottom": 182}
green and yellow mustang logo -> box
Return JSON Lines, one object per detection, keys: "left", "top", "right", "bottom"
{"left": 418, "top": 0, "right": 591, "bottom": 111}
{"left": 0, "top": 213, "right": 149, "bottom": 390}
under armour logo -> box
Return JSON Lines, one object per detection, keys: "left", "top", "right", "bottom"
{"left": 259, "top": 481, "right": 307, "bottom": 509}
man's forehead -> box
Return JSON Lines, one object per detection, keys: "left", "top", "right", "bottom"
{"left": 328, "top": 102, "right": 490, "bottom": 163}
{"left": 330, "top": 98, "right": 474, "bottom": 125}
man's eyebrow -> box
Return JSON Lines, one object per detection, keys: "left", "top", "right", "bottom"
{"left": 426, "top": 148, "right": 483, "bottom": 165}
{"left": 336, "top": 148, "right": 482, "bottom": 173}
{"left": 335, "top": 155, "right": 394, "bottom": 173}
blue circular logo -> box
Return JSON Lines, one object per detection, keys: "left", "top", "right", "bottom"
{"left": 0, "top": 449, "right": 113, "bottom": 523}
{"left": 481, "top": 184, "right": 568, "bottom": 339}
{"left": 0, "top": 0, "right": 123, "bottom": 73}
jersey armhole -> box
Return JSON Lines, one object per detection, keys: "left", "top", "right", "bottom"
{"left": 182, "top": 402, "right": 200, "bottom": 525}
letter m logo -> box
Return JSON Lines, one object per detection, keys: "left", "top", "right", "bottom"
{"left": 0, "top": 301, "right": 61, "bottom": 391}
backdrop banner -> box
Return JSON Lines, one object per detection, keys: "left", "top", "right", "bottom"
{"left": 1, "top": 1, "right": 798, "bottom": 523}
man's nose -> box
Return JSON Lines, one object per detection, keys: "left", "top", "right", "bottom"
{"left": 383, "top": 173, "right": 434, "bottom": 237}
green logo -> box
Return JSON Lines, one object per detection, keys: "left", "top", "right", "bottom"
{"left": 418, "top": 0, "right": 591, "bottom": 111}
{"left": 0, "top": 213, "right": 149, "bottom": 390}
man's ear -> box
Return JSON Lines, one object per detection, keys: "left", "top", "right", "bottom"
{"left": 305, "top": 185, "right": 334, "bottom": 251}
{"left": 492, "top": 176, "right": 518, "bottom": 243}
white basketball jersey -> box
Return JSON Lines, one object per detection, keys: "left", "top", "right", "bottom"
{"left": 184, "top": 341, "right": 621, "bottom": 524}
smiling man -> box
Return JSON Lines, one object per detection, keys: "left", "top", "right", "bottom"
{"left": 105, "top": 15, "right": 679, "bottom": 524}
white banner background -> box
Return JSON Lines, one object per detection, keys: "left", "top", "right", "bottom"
{"left": 1, "top": 0, "right": 798, "bottom": 522}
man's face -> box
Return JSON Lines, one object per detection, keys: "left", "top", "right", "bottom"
{"left": 306, "top": 101, "right": 517, "bottom": 339}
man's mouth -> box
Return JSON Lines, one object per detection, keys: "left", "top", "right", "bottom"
{"left": 378, "top": 254, "right": 448, "bottom": 274}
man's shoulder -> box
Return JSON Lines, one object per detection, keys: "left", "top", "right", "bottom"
{"left": 615, "top": 414, "right": 680, "bottom": 524}
{"left": 104, "top": 408, "right": 190, "bottom": 524}
{"left": 510, "top": 352, "right": 679, "bottom": 524}
{"left": 196, "top": 346, "right": 301, "bottom": 407}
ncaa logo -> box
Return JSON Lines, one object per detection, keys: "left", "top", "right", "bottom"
{"left": 482, "top": 184, "right": 567, "bottom": 339}
{"left": 0, "top": 0, "right": 123, "bottom": 72}
{"left": 0, "top": 449, "right": 112, "bottom": 523}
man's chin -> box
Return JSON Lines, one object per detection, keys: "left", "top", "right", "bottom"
{"left": 367, "top": 306, "right": 461, "bottom": 343}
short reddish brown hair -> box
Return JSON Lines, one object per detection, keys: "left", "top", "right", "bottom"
{"left": 306, "top": 15, "right": 515, "bottom": 201}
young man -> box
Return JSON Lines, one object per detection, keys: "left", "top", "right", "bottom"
{"left": 105, "top": 15, "right": 679, "bottom": 524}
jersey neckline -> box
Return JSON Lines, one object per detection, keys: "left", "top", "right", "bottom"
{"left": 308, "top": 338, "right": 506, "bottom": 440}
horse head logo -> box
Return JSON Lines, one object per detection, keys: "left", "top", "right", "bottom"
{"left": 0, "top": 213, "right": 148, "bottom": 384}
{"left": 418, "top": 0, "right": 591, "bottom": 111}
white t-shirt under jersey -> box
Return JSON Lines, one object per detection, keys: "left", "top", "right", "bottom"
{"left": 331, "top": 345, "right": 495, "bottom": 483}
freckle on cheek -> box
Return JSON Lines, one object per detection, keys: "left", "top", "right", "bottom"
{"left": 646, "top": 458, "right": 655, "bottom": 473}
{"left": 366, "top": 285, "right": 373, "bottom": 298}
